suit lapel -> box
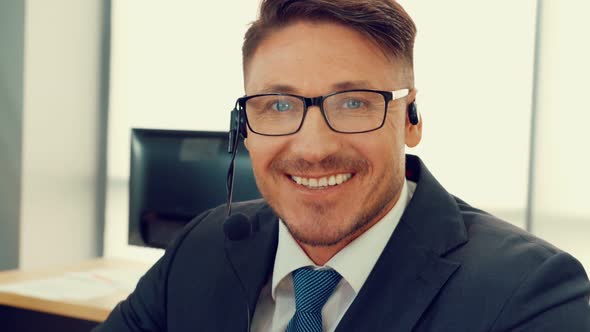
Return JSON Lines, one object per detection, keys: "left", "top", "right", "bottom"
{"left": 223, "top": 204, "right": 279, "bottom": 330}
{"left": 334, "top": 222, "right": 461, "bottom": 332}
{"left": 336, "top": 155, "right": 468, "bottom": 331}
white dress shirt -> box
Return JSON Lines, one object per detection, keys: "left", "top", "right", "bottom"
{"left": 251, "top": 179, "right": 416, "bottom": 332}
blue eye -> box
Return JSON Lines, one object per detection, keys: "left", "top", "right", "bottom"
{"left": 272, "top": 101, "right": 292, "bottom": 112}
{"left": 344, "top": 99, "right": 364, "bottom": 109}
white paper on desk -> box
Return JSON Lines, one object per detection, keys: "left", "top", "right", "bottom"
{"left": 0, "top": 268, "right": 146, "bottom": 301}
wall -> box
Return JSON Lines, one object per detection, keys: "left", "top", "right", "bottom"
{"left": 531, "top": 0, "right": 590, "bottom": 270}
{"left": 0, "top": 0, "right": 108, "bottom": 270}
{"left": 0, "top": 0, "right": 26, "bottom": 270}
{"left": 17, "top": 0, "right": 109, "bottom": 268}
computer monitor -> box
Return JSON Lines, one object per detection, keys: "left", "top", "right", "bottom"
{"left": 129, "top": 128, "right": 261, "bottom": 248}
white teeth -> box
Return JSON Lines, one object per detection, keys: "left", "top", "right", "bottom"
{"left": 290, "top": 173, "right": 353, "bottom": 189}
{"left": 328, "top": 175, "right": 336, "bottom": 186}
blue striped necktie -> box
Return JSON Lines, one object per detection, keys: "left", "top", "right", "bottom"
{"left": 286, "top": 267, "right": 342, "bottom": 332}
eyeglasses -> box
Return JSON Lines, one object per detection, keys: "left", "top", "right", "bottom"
{"left": 236, "top": 89, "right": 409, "bottom": 136}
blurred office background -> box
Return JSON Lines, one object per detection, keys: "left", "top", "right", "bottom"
{"left": 1, "top": 0, "right": 588, "bottom": 272}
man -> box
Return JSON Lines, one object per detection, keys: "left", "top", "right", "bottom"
{"left": 95, "top": 0, "right": 590, "bottom": 331}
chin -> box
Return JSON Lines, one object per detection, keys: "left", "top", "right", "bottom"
{"left": 285, "top": 223, "right": 350, "bottom": 247}
{"left": 281, "top": 208, "right": 363, "bottom": 247}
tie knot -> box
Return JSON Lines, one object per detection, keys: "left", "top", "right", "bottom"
{"left": 291, "top": 267, "right": 342, "bottom": 313}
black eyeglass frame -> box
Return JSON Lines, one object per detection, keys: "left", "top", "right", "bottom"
{"left": 236, "top": 88, "right": 410, "bottom": 136}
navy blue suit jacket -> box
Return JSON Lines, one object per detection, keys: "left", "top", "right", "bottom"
{"left": 94, "top": 155, "right": 590, "bottom": 331}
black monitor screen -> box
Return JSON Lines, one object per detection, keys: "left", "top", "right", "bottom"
{"left": 129, "top": 128, "right": 261, "bottom": 248}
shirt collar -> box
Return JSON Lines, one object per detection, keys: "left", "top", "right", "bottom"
{"left": 271, "top": 179, "right": 414, "bottom": 299}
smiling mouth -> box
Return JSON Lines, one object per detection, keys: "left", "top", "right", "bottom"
{"left": 289, "top": 173, "right": 353, "bottom": 190}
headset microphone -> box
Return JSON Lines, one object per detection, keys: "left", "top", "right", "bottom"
{"left": 224, "top": 213, "right": 259, "bottom": 241}
{"left": 225, "top": 105, "right": 258, "bottom": 240}
{"left": 408, "top": 102, "right": 419, "bottom": 125}
{"left": 226, "top": 104, "right": 243, "bottom": 216}
{"left": 224, "top": 103, "right": 255, "bottom": 332}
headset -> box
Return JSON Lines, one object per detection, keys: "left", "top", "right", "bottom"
{"left": 223, "top": 102, "right": 255, "bottom": 332}
{"left": 225, "top": 101, "right": 253, "bottom": 240}
{"left": 408, "top": 102, "right": 419, "bottom": 126}
{"left": 225, "top": 99, "right": 419, "bottom": 239}
{"left": 228, "top": 102, "right": 248, "bottom": 155}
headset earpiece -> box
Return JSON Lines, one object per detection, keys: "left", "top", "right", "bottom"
{"left": 408, "top": 102, "right": 419, "bottom": 125}
{"left": 228, "top": 103, "right": 248, "bottom": 154}
{"left": 228, "top": 107, "right": 239, "bottom": 154}
{"left": 238, "top": 108, "right": 247, "bottom": 138}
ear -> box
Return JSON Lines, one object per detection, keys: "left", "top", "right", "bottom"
{"left": 405, "top": 88, "right": 422, "bottom": 148}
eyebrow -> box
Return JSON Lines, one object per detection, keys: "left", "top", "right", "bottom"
{"left": 256, "top": 80, "right": 377, "bottom": 95}
{"left": 332, "top": 80, "right": 376, "bottom": 91}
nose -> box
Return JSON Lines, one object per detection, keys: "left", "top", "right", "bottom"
{"left": 289, "top": 106, "right": 341, "bottom": 163}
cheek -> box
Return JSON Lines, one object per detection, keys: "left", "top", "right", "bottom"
{"left": 382, "top": 111, "right": 407, "bottom": 150}
{"left": 359, "top": 140, "right": 395, "bottom": 172}
{"left": 351, "top": 130, "right": 404, "bottom": 176}
{"left": 246, "top": 136, "right": 285, "bottom": 175}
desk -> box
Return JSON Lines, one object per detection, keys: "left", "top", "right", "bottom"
{"left": 0, "top": 258, "right": 150, "bottom": 331}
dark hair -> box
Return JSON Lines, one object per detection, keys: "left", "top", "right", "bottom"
{"left": 242, "top": 0, "right": 417, "bottom": 74}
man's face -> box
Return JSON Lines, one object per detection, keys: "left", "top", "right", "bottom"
{"left": 244, "top": 21, "right": 420, "bottom": 247}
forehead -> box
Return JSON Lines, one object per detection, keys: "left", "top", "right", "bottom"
{"left": 244, "top": 21, "right": 405, "bottom": 95}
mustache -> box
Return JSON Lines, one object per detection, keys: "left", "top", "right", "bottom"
{"left": 270, "top": 155, "right": 369, "bottom": 174}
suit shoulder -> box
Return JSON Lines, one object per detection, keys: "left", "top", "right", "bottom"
{"left": 454, "top": 197, "right": 560, "bottom": 261}
{"left": 446, "top": 197, "right": 581, "bottom": 295}
{"left": 435, "top": 198, "right": 590, "bottom": 329}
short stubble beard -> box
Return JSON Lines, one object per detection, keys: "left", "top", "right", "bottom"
{"left": 260, "top": 155, "right": 405, "bottom": 247}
